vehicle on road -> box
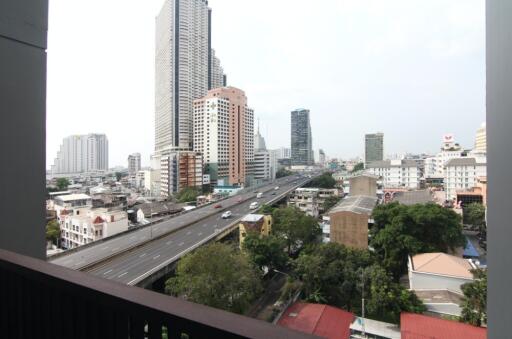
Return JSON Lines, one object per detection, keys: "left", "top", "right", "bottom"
{"left": 250, "top": 202, "right": 259, "bottom": 210}
{"left": 274, "top": 186, "right": 279, "bottom": 190}
{"left": 222, "top": 211, "right": 232, "bottom": 219}
{"left": 236, "top": 197, "right": 243, "bottom": 203}
{"left": 271, "top": 192, "right": 276, "bottom": 196}
{"left": 214, "top": 204, "right": 222, "bottom": 209}
{"left": 256, "top": 192, "right": 263, "bottom": 199}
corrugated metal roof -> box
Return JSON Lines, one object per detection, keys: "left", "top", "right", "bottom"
{"left": 393, "top": 190, "right": 433, "bottom": 205}
{"left": 401, "top": 313, "right": 486, "bottom": 339}
{"left": 445, "top": 158, "right": 477, "bottom": 166}
{"left": 329, "top": 195, "right": 378, "bottom": 215}
{"left": 278, "top": 302, "right": 354, "bottom": 339}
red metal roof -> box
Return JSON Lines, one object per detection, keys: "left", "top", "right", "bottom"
{"left": 93, "top": 216, "right": 104, "bottom": 224}
{"left": 401, "top": 313, "right": 487, "bottom": 339}
{"left": 277, "top": 302, "right": 354, "bottom": 339}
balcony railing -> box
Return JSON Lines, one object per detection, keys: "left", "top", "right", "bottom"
{"left": 0, "top": 248, "right": 316, "bottom": 339}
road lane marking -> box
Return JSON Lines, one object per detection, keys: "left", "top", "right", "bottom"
{"left": 102, "top": 246, "right": 109, "bottom": 250}
{"left": 178, "top": 242, "right": 184, "bottom": 246}
{"left": 130, "top": 236, "right": 136, "bottom": 240}
{"left": 139, "top": 253, "right": 147, "bottom": 258}
{"left": 111, "top": 247, "right": 119, "bottom": 252}
{"left": 153, "top": 255, "right": 161, "bottom": 260}
{"left": 198, "top": 232, "right": 203, "bottom": 236}
{"left": 166, "top": 241, "right": 173, "bottom": 245}
{"left": 118, "top": 272, "right": 128, "bottom": 278}
{"left": 103, "top": 269, "right": 112, "bottom": 275}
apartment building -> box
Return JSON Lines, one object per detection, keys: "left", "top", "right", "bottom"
{"left": 160, "top": 150, "right": 203, "bottom": 198}
{"left": 366, "top": 159, "right": 421, "bottom": 189}
{"left": 444, "top": 157, "right": 487, "bottom": 200}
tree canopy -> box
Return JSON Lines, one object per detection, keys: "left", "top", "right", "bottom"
{"left": 46, "top": 220, "right": 60, "bottom": 244}
{"left": 276, "top": 168, "right": 293, "bottom": 178}
{"left": 323, "top": 195, "right": 341, "bottom": 212}
{"left": 272, "top": 207, "right": 322, "bottom": 254}
{"left": 293, "top": 243, "right": 425, "bottom": 323}
{"left": 243, "top": 234, "right": 288, "bottom": 273}
{"left": 351, "top": 162, "right": 364, "bottom": 173}
{"left": 56, "top": 178, "right": 70, "bottom": 191}
{"left": 306, "top": 172, "right": 336, "bottom": 189}
{"left": 460, "top": 269, "right": 487, "bottom": 327}
{"left": 165, "top": 243, "right": 262, "bottom": 314}
{"left": 370, "top": 202, "right": 466, "bottom": 279}
{"left": 464, "top": 203, "right": 486, "bottom": 232}
{"left": 176, "top": 187, "right": 200, "bottom": 203}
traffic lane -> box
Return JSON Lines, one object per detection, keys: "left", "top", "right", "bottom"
{"left": 51, "top": 177, "right": 298, "bottom": 267}
{"left": 88, "top": 186, "right": 298, "bottom": 284}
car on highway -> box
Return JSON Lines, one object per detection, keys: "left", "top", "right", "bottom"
{"left": 271, "top": 192, "right": 276, "bottom": 195}
{"left": 214, "top": 204, "right": 222, "bottom": 209}
{"left": 222, "top": 211, "right": 232, "bottom": 219}
{"left": 256, "top": 192, "right": 263, "bottom": 199}
{"left": 250, "top": 202, "right": 259, "bottom": 210}
{"left": 274, "top": 186, "right": 279, "bottom": 190}
{"left": 236, "top": 197, "right": 243, "bottom": 203}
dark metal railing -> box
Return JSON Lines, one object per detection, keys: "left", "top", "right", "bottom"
{"left": 0, "top": 249, "right": 316, "bottom": 339}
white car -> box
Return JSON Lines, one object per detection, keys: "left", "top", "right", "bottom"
{"left": 222, "top": 211, "right": 232, "bottom": 219}
{"left": 250, "top": 202, "right": 259, "bottom": 210}
{"left": 274, "top": 186, "right": 279, "bottom": 190}
{"left": 256, "top": 192, "right": 263, "bottom": 199}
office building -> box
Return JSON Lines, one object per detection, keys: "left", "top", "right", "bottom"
{"left": 364, "top": 133, "right": 384, "bottom": 166}
{"left": 155, "top": 0, "right": 213, "bottom": 151}
{"left": 273, "top": 147, "right": 291, "bottom": 159}
{"left": 474, "top": 123, "right": 487, "bottom": 153}
{"left": 366, "top": 159, "right": 422, "bottom": 189}
{"left": 254, "top": 127, "right": 271, "bottom": 181}
{"left": 291, "top": 108, "right": 313, "bottom": 166}
{"left": 127, "top": 153, "right": 141, "bottom": 175}
{"left": 51, "top": 134, "right": 109, "bottom": 175}
{"left": 210, "top": 48, "right": 226, "bottom": 89}
{"left": 160, "top": 149, "right": 203, "bottom": 198}
{"left": 317, "top": 149, "right": 326, "bottom": 167}
{"left": 193, "top": 87, "right": 254, "bottom": 186}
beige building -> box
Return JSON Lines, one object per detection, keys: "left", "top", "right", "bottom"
{"left": 348, "top": 174, "right": 378, "bottom": 196}
{"left": 474, "top": 122, "right": 486, "bottom": 153}
{"left": 193, "top": 87, "right": 254, "bottom": 186}
{"left": 328, "top": 195, "right": 377, "bottom": 249}
{"left": 160, "top": 149, "right": 203, "bottom": 198}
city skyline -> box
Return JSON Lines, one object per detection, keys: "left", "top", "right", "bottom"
{"left": 46, "top": 0, "right": 485, "bottom": 168}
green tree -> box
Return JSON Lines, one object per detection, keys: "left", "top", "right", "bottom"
{"left": 243, "top": 234, "right": 288, "bottom": 272}
{"left": 165, "top": 243, "right": 262, "bottom": 314}
{"left": 351, "top": 162, "right": 364, "bottom": 173}
{"left": 276, "top": 168, "right": 292, "bottom": 178}
{"left": 272, "top": 207, "right": 322, "bottom": 254}
{"left": 464, "top": 203, "right": 486, "bottom": 231}
{"left": 176, "top": 187, "right": 200, "bottom": 203}
{"left": 460, "top": 269, "right": 487, "bottom": 327}
{"left": 56, "top": 178, "right": 70, "bottom": 191}
{"left": 323, "top": 196, "right": 341, "bottom": 212}
{"left": 370, "top": 202, "right": 466, "bottom": 279}
{"left": 46, "top": 220, "right": 60, "bottom": 245}
{"left": 258, "top": 204, "right": 274, "bottom": 215}
{"left": 306, "top": 172, "right": 336, "bottom": 189}
{"left": 115, "top": 172, "right": 124, "bottom": 182}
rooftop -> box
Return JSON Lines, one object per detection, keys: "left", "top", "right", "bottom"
{"left": 401, "top": 313, "right": 486, "bottom": 339}
{"left": 329, "top": 195, "right": 378, "bottom": 215}
{"left": 241, "top": 214, "right": 264, "bottom": 223}
{"left": 277, "top": 302, "right": 354, "bottom": 339}
{"left": 413, "top": 289, "right": 463, "bottom": 306}
{"left": 393, "top": 190, "right": 433, "bottom": 205}
{"left": 55, "top": 193, "right": 92, "bottom": 202}
{"left": 445, "top": 157, "right": 486, "bottom": 166}
{"left": 350, "top": 317, "right": 401, "bottom": 339}
{"left": 410, "top": 253, "right": 475, "bottom": 279}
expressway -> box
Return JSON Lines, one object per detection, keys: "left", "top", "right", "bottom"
{"left": 50, "top": 175, "right": 313, "bottom": 285}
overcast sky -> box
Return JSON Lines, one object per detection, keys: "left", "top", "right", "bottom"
{"left": 47, "top": 0, "right": 485, "bottom": 168}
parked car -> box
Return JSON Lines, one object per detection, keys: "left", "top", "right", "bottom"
{"left": 222, "top": 211, "right": 232, "bottom": 219}
{"left": 214, "top": 204, "right": 222, "bottom": 209}
{"left": 250, "top": 202, "right": 259, "bottom": 210}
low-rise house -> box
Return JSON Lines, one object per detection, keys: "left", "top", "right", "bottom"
{"left": 288, "top": 188, "right": 320, "bottom": 217}
{"left": 239, "top": 214, "right": 272, "bottom": 249}
{"left": 401, "top": 313, "right": 486, "bottom": 339}
{"left": 328, "top": 195, "right": 377, "bottom": 249}
{"left": 53, "top": 194, "right": 93, "bottom": 218}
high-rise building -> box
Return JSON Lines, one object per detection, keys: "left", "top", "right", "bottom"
{"left": 127, "top": 153, "right": 141, "bottom": 175}
{"left": 155, "top": 0, "right": 211, "bottom": 151}
{"left": 254, "top": 127, "right": 271, "bottom": 181}
{"left": 51, "top": 134, "right": 109, "bottom": 174}
{"left": 193, "top": 87, "right": 254, "bottom": 186}
{"left": 160, "top": 149, "right": 203, "bottom": 198}
{"left": 210, "top": 49, "right": 226, "bottom": 89}
{"left": 291, "top": 108, "right": 313, "bottom": 166}
{"left": 272, "top": 147, "right": 291, "bottom": 160}
{"left": 318, "top": 149, "right": 326, "bottom": 167}
{"left": 364, "top": 133, "right": 384, "bottom": 166}
{"left": 474, "top": 122, "right": 487, "bottom": 153}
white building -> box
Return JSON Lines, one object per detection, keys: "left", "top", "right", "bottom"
{"left": 254, "top": 150, "right": 271, "bottom": 181}
{"left": 366, "top": 159, "right": 421, "bottom": 189}
{"left": 288, "top": 188, "right": 320, "bottom": 218}
{"left": 155, "top": 0, "right": 210, "bottom": 151}
{"left": 136, "top": 170, "right": 152, "bottom": 191}
{"left": 424, "top": 134, "right": 465, "bottom": 179}
{"left": 53, "top": 194, "right": 93, "bottom": 218}
{"left": 59, "top": 208, "right": 128, "bottom": 249}
{"left": 444, "top": 156, "right": 487, "bottom": 200}
{"left": 127, "top": 153, "right": 141, "bottom": 175}
{"left": 51, "top": 134, "right": 109, "bottom": 175}
{"left": 272, "top": 147, "right": 291, "bottom": 160}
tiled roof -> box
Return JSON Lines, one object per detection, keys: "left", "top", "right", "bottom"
{"left": 401, "top": 313, "right": 486, "bottom": 339}
{"left": 278, "top": 302, "right": 354, "bottom": 339}
{"left": 411, "top": 253, "right": 474, "bottom": 279}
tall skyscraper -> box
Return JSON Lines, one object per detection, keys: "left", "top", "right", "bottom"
{"left": 291, "top": 108, "right": 313, "bottom": 166}
{"left": 474, "top": 122, "right": 487, "bottom": 153}
{"left": 127, "top": 153, "right": 141, "bottom": 175}
{"left": 210, "top": 49, "right": 226, "bottom": 89}
{"left": 155, "top": 0, "right": 212, "bottom": 151}
{"left": 254, "top": 125, "right": 271, "bottom": 181}
{"left": 365, "top": 133, "right": 384, "bottom": 166}
{"left": 51, "top": 134, "right": 109, "bottom": 174}
{"left": 193, "top": 87, "right": 254, "bottom": 186}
